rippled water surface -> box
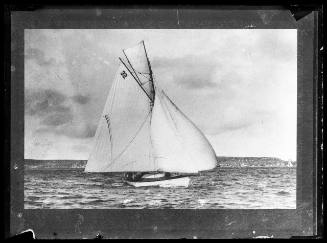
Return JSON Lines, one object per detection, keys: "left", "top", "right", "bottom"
{"left": 25, "top": 167, "right": 296, "bottom": 209}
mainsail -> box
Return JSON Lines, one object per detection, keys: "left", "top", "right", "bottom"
{"left": 85, "top": 42, "right": 155, "bottom": 172}
{"left": 85, "top": 41, "right": 217, "bottom": 173}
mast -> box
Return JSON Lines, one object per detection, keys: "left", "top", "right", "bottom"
{"left": 141, "top": 41, "right": 155, "bottom": 108}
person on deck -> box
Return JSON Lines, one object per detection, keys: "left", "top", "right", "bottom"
{"left": 134, "top": 172, "right": 145, "bottom": 181}
{"left": 164, "top": 172, "right": 171, "bottom": 178}
{"left": 125, "top": 172, "right": 144, "bottom": 181}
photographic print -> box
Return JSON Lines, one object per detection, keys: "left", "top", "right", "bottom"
{"left": 24, "top": 29, "right": 297, "bottom": 210}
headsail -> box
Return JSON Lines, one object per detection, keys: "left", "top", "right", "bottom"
{"left": 85, "top": 43, "right": 155, "bottom": 172}
{"left": 150, "top": 90, "right": 217, "bottom": 173}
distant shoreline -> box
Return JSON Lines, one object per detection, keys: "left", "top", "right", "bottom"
{"left": 24, "top": 157, "right": 296, "bottom": 170}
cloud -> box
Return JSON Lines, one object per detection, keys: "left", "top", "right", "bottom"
{"left": 60, "top": 31, "right": 116, "bottom": 96}
{"left": 215, "top": 120, "right": 254, "bottom": 134}
{"left": 177, "top": 73, "right": 217, "bottom": 89}
{"left": 25, "top": 88, "right": 96, "bottom": 140}
{"left": 41, "top": 112, "right": 73, "bottom": 127}
{"left": 152, "top": 55, "right": 219, "bottom": 90}
{"left": 25, "top": 48, "right": 56, "bottom": 66}
{"left": 25, "top": 88, "right": 81, "bottom": 136}
{"left": 59, "top": 123, "right": 97, "bottom": 138}
{"left": 208, "top": 112, "right": 272, "bottom": 136}
{"left": 197, "top": 100, "right": 276, "bottom": 136}
{"left": 71, "top": 94, "right": 90, "bottom": 105}
{"left": 37, "top": 122, "right": 97, "bottom": 139}
{"left": 25, "top": 89, "right": 69, "bottom": 116}
{"left": 24, "top": 29, "right": 297, "bottom": 160}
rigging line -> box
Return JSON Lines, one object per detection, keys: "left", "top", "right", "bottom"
{"left": 159, "top": 92, "right": 179, "bottom": 132}
{"left": 104, "top": 111, "right": 152, "bottom": 170}
{"left": 137, "top": 72, "right": 151, "bottom": 80}
{"left": 122, "top": 50, "right": 143, "bottom": 86}
{"left": 164, "top": 92, "right": 182, "bottom": 112}
{"left": 137, "top": 71, "right": 150, "bottom": 75}
{"left": 140, "top": 80, "right": 151, "bottom": 85}
{"left": 136, "top": 71, "right": 151, "bottom": 83}
{"left": 141, "top": 41, "right": 155, "bottom": 92}
{"left": 119, "top": 57, "right": 153, "bottom": 102}
{"left": 145, "top": 111, "right": 156, "bottom": 171}
{"left": 162, "top": 92, "right": 192, "bottom": 132}
{"left": 141, "top": 41, "right": 155, "bottom": 111}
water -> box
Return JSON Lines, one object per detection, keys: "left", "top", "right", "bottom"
{"left": 24, "top": 167, "right": 296, "bottom": 209}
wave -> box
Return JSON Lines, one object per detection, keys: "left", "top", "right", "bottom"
{"left": 276, "top": 190, "right": 291, "bottom": 196}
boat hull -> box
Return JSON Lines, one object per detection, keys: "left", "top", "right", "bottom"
{"left": 125, "top": 176, "right": 191, "bottom": 188}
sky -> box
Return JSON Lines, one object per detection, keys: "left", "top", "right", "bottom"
{"left": 24, "top": 29, "right": 297, "bottom": 160}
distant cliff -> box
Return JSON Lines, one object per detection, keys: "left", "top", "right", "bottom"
{"left": 24, "top": 157, "right": 296, "bottom": 170}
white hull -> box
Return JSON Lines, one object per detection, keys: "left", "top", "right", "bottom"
{"left": 125, "top": 176, "right": 191, "bottom": 188}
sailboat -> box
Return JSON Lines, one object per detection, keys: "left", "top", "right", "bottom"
{"left": 84, "top": 41, "right": 217, "bottom": 187}
{"left": 287, "top": 160, "right": 293, "bottom": 167}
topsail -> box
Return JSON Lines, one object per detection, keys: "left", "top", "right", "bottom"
{"left": 85, "top": 41, "right": 217, "bottom": 173}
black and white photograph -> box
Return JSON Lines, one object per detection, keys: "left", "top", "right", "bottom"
{"left": 24, "top": 29, "right": 297, "bottom": 210}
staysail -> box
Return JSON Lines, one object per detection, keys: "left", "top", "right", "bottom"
{"left": 150, "top": 90, "right": 217, "bottom": 173}
{"left": 85, "top": 41, "right": 217, "bottom": 173}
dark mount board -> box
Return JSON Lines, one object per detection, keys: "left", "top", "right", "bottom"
{"left": 6, "top": 6, "right": 323, "bottom": 239}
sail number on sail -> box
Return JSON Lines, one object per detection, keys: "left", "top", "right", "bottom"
{"left": 120, "top": 70, "right": 128, "bottom": 79}
{"left": 104, "top": 114, "right": 110, "bottom": 125}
